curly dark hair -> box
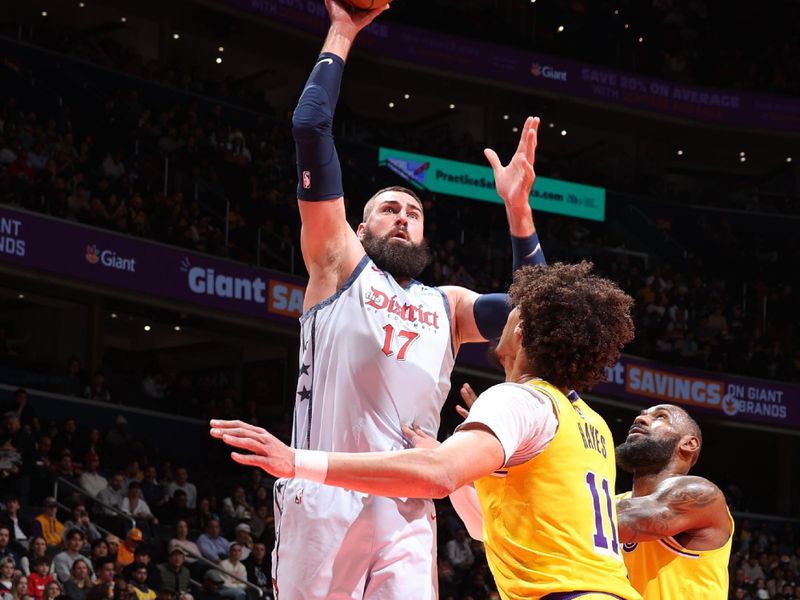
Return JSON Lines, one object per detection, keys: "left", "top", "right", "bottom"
{"left": 509, "top": 261, "right": 634, "bottom": 390}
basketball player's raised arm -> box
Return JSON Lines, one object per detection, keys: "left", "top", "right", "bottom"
{"left": 292, "top": 0, "right": 388, "bottom": 308}
{"left": 442, "top": 117, "right": 546, "bottom": 345}
{"left": 616, "top": 476, "right": 726, "bottom": 543}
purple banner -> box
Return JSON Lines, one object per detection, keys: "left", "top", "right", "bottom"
{"left": 595, "top": 355, "right": 799, "bottom": 428}
{"left": 0, "top": 206, "right": 307, "bottom": 323}
{"left": 3, "top": 206, "right": 798, "bottom": 429}
{"left": 224, "top": 0, "right": 800, "bottom": 132}
{"left": 459, "top": 343, "right": 800, "bottom": 429}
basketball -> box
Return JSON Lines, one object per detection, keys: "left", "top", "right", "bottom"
{"left": 344, "top": 0, "right": 392, "bottom": 10}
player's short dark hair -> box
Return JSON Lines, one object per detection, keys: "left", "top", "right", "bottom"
{"left": 509, "top": 261, "right": 635, "bottom": 390}
{"left": 362, "top": 186, "right": 423, "bottom": 221}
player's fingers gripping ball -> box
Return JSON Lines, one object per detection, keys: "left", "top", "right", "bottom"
{"left": 344, "top": 0, "right": 392, "bottom": 9}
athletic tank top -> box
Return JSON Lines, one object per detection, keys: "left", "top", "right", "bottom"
{"left": 474, "top": 379, "right": 640, "bottom": 600}
{"left": 619, "top": 491, "right": 733, "bottom": 600}
{"left": 292, "top": 255, "right": 455, "bottom": 452}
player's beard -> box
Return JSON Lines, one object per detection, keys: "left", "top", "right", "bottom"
{"left": 615, "top": 434, "right": 680, "bottom": 475}
{"left": 361, "top": 228, "right": 430, "bottom": 280}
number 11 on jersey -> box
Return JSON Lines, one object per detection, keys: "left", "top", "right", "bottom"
{"left": 381, "top": 324, "right": 420, "bottom": 361}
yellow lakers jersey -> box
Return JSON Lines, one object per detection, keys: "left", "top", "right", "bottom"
{"left": 618, "top": 492, "right": 733, "bottom": 599}
{"left": 474, "top": 380, "right": 640, "bottom": 600}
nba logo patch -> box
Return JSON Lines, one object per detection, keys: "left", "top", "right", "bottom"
{"left": 302, "top": 171, "right": 311, "bottom": 189}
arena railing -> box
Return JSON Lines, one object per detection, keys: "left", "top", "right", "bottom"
{"left": 53, "top": 476, "right": 136, "bottom": 532}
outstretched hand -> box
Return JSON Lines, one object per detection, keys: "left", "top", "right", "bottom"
{"left": 325, "top": 0, "right": 390, "bottom": 38}
{"left": 484, "top": 116, "right": 540, "bottom": 212}
{"left": 209, "top": 420, "right": 295, "bottom": 478}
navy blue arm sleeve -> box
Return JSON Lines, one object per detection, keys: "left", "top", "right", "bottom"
{"left": 472, "top": 293, "right": 512, "bottom": 342}
{"left": 292, "top": 52, "right": 345, "bottom": 201}
{"left": 511, "top": 232, "right": 546, "bottom": 272}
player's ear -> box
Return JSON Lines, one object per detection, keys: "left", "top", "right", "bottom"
{"left": 680, "top": 434, "right": 700, "bottom": 455}
{"left": 356, "top": 222, "right": 366, "bottom": 240}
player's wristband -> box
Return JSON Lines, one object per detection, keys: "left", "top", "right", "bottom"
{"left": 294, "top": 449, "right": 328, "bottom": 483}
{"left": 511, "top": 232, "right": 546, "bottom": 272}
{"left": 292, "top": 52, "right": 345, "bottom": 201}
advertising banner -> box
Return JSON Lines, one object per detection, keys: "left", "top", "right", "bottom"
{"left": 458, "top": 343, "right": 799, "bottom": 429}
{"left": 379, "top": 147, "right": 606, "bottom": 221}
{"left": 222, "top": 0, "right": 800, "bottom": 132}
{"left": 4, "top": 206, "right": 797, "bottom": 429}
{"left": 0, "top": 206, "right": 306, "bottom": 324}
{"left": 594, "top": 355, "right": 799, "bottom": 429}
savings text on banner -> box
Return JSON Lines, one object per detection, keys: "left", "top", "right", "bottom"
{"left": 378, "top": 147, "right": 606, "bottom": 222}
{"left": 594, "top": 355, "right": 798, "bottom": 428}
{"left": 0, "top": 206, "right": 307, "bottom": 323}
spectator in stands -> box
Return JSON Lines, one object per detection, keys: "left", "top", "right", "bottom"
{"left": 62, "top": 504, "right": 100, "bottom": 548}
{"left": 121, "top": 483, "right": 157, "bottom": 526}
{"left": 104, "top": 536, "right": 120, "bottom": 566}
{"left": 220, "top": 489, "right": 250, "bottom": 527}
{"left": 248, "top": 506, "right": 269, "bottom": 543}
{"left": 0, "top": 529, "right": 20, "bottom": 570}
{"left": 168, "top": 522, "right": 200, "bottom": 565}
{"left": 195, "top": 500, "right": 217, "bottom": 532}
{"left": 51, "top": 453, "right": 80, "bottom": 497}
{"left": 122, "top": 461, "right": 142, "bottom": 491}
{"left": 139, "top": 468, "right": 165, "bottom": 512}
{"left": 84, "top": 374, "right": 111, "bottom": 404}
{"left": 0, "top": 559, "right": 15, "bottom": 599}
{"left": 194, "top": 570, "right": 223, "bottom": 600}
{"left": 0, "top": 494, "right": 34, "bottom": 549}
{"left": 744, "top": 554, "right": 766, "bottom": 582}
{"left": 242, "top": 542, "right": 269, "bottom": 599}
{"left": 78, "top": 454, "right": 106, "bottom": 501}
{"left": 158, "top": 492, "right": 192, "bottom": 528}
{"left": 166, "top": 470, "right": 196, "bottom": 510}
{"left": 86, "top": 559, "right": 115, "bottom": 600}
{"left": 0, "top": 412, "right": 35, "bottom": 503}
{"left": 10, "top": 574, "right": 27, "bottom": 600}
{"left": 123, "top": 548, "right": 161, "bottom": 591}
{"left": 229, "top": 527, "right": 251, "bottom": 563}
{"left": 27, "top": 558, "right": 54, "bottom": 600}
{"left": 88, "top": 540, "right": 109, "bottom": 573}
{"left": 43, "top": 580, "right": 64, "bottom": 600}
{"left": 19, "top": 538, "right": 50, "bottom": 577}
{"left": 156, "top": 549, "right": 190, "bottom": 600}
{"left": 53, "top": 529, "right": 94, "bottom": 584}
{"left": 128, "top": 562, "right": 155, "bottom": 600}
{"left": 116, "top": 529, "right": 143, "bottom": 570}
{"left": 33, "top": 498, "right": 63, "bottom": 549}
{"left": 217, "top": 544, "right": 245, "bottom": 600}
{"left": 95, "top": 473, "right": 125, "bottom": 517}
{"left": 61, "top": 558, "right": 91, "bottom": 600}
{"left": 51, "top": 420, "right": 79, "bottom": 460}
{"left": 6, "top": 389, "right": 38, "bottom": 432}
{"left": 104, "top": 417, "right": 133, "bottom": 468}
{"left": 445, "top": 528, "right": 475, "bottom": 582}
{"left": 196, "top": 520, "right": 228, "bottom": 564}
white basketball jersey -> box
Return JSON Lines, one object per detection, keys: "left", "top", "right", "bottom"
{"left": 293, "top": 255, "right": 455, "bottom": 452}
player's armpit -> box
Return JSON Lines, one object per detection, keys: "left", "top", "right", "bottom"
{"left": 616, "top": 476, "right": 723, "bottom": 543}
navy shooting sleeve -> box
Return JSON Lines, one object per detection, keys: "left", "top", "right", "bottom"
{"left": 292, "top": 52, "right": 345, "bottom": 201}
